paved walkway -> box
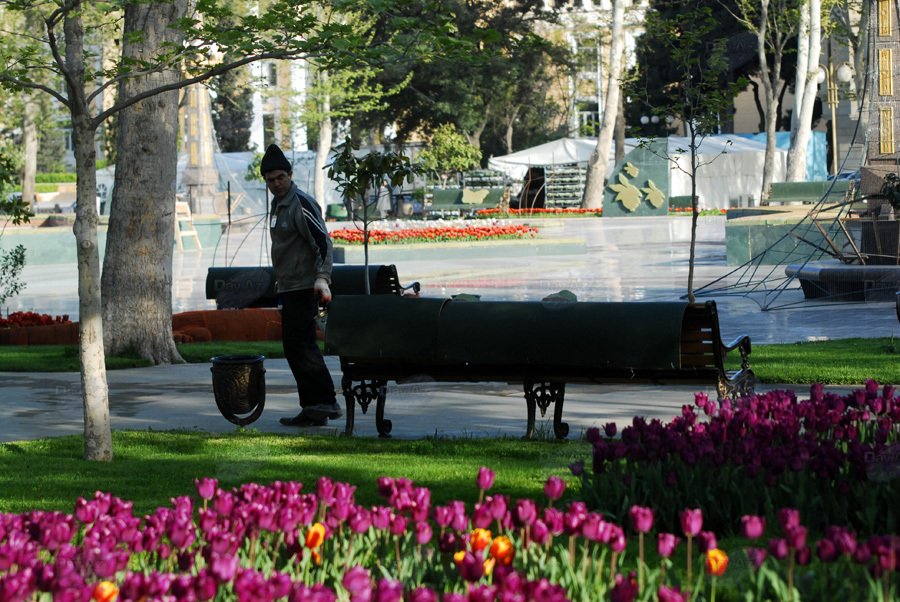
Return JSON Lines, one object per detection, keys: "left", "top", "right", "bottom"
{"left": 0, "top": 216, "right": 887, "bottom": 443}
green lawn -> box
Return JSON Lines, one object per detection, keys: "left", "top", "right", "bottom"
{"left": 2, "top": 337, "right": 899, "bottom": 385}
{"left": 0, "top": 430, "right": 590, "bottom": 516}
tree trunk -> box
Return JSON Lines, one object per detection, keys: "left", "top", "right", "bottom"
{"left": 615, "top": 92, "right": 625, "bottom": 165}
{"left": 65, "top": 11, "right": 111, "bottom": 462}
{"left": 22, "top": 95, "right": 37, "bottom": 211}
{"left": 582, "top": 0, "right": 626, "bottom": 209}
{"left": 787, "top": 0, "right": 821, "bottom": 181}
{"left": 101, "top": 0, "right": 188, "bottom": 364}
{"left": 315, "top": 73, "right": 332, "bottom": 211}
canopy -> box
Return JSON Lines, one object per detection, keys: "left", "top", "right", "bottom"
{"left": 488, "top": 134, "right": 826, "bottom": 210}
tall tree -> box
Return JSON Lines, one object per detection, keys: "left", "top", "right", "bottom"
{"left": 581, "top": 0, "right": 627, "bottom": 209}
{"left": 100, "top": 0, "right": 187, "bottom": 365}
{"left": 628, "top": 3, "right": 747, "bottom": 301}
{"left": 727, "top": 0, "right": 801, "bottom": 199}
{"left": 0, "top": 0, "right": 465, "bottom": 461}
{"left": 356, "top": 0, "right": 565, "bottom": 157}
{"left": 786, "top": 0, "right": 823, "bottom": 181}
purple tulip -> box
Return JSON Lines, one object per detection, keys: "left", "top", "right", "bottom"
{"left": 741, "top": 515, "right": 766, "bottom": 539}
{"left": 543, "top": 476, "right": 566, "bottom": 502}
{"left": 817, "top": 538, "right": 838, "bottom": 562}
{"left": 342, "top": 566, "right": 373, "bottom": 602}
{"left": 658, "top": 586, "right": 689, "bottom": 602}
{"left": 568, "top": 460, "right": 585, "bottom": 476}
{"left": 455, "top": 550, "right": 485, "bottom": 582}
{"left": 373, "top": 578, "right": 404, "bottom": 602}
{"left": 408, "top": 587, "right": 438, "bottom": 602}
{"left": 317, "top": 477, "right": 335, "bottom": 506}
{"left": 74, "top": 498, "right": 100, "bottom": 524}
{"left": 543, "top": 508, "right": 564, "bottom": 535}
{"left": 609, "top": 572, "right": 638, "bottom": 602}
{"left": 531, "top": 519, "right": 550, "bottom": 545}
{"left": 432, "top": 506, "right": 452, "bottom": 529}
{"left": 389, "top": 514, "right": 407, "bottom": 536}
{"left": 210, "top": 553, "right": 239, "bottom": 583}
{"left": 785, "top": 525, "right": 807, "bottom": 549}
{"left": 603, "top": 422, "right": 618, "bottom": 438}
{"left": 415, "top": 521, "right": 432, "bottom": 545}
{"left": 195, "top": 478, "right": 217, "bottom": 501}
{"left": 657, "top": 533, "right": 680, "bottom": 558}
{"left": 476, "top": 467, "right": 495, "bottom": 492}
{"left": 778, "top": 508, "right": 800, "bottom": 531}
{"left": 628, "top": 505, "right": 654, "bottom": 533}
{"left": 680, "top": 509, "right": 703, "bottom": 537}
{"left": 768, "top": 538, "right": 789, "bottom": 560}
{"left": 796, "top": 545, "right": 812, "bottom": 566}
{"left": 697, "top": 531, "right": 717, "bottom": 553}
{"left": 609, "top": 525, "right": 627, "bottom": 552}
{"left": 514, "top": 499, "right": 537, "bottom": 527}
{"left": 349, "top": 507, "right": 372, "bottom": 534}
{"left": 746, "top": 547, "right": 767, "bottom": 570}
{"left": 438, "top": 532, "right": 458, "bottom": 554}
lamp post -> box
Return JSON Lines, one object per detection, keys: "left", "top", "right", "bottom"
{"left": 817, "top": 61, "right": 854, "bottom": 177}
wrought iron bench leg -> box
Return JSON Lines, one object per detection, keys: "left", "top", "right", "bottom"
{"left": 341, "top": 377, "right": 387, "bottom": 436}
{"left": 523, "top": 380, "right": 568, "bottom": 440}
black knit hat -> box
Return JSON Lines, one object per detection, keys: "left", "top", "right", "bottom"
{"left": 260, "top": 144, "right": 292, "bottom": 176}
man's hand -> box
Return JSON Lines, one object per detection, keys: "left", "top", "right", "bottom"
{"left": 314, "top": 278, "right": 332, "bottom": 304}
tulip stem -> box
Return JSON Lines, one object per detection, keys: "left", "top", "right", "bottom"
{"left": 610, "top": 551, "right": 618, "bottom": 587}
{"left": 686, "top": 535, "right": 693, "bottom": 587}
{"left": 638, "top": 532, "right": 644, "bottom": 593}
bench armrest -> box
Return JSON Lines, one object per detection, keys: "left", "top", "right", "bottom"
{"left": 721, "top": 334, "right": 751, "bottom": 373}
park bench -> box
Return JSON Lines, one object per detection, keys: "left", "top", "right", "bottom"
{"left": 205, "top": 264, "right": 420, "bottom": 309}
{"left": 766, "top": 180, "right": 851, "bottom": 206}
{"left": 324, "top": 295, "right": 754, "bottom": 439}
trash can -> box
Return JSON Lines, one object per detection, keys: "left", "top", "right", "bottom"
{"left": 210, "top": 354, "right": 266, "bottom": 426}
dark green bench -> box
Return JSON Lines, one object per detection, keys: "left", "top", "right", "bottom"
{"left": 425, "top": 187, "right": 504, "bottom": 216}
{"left": 324, "top": 295, "right": 754, "bottom": 438}
{"left": 767, "top": 181, "right": 851, "bottom": 205}
{"left": 205, "top": 264, "right": 420, "bottom": 309}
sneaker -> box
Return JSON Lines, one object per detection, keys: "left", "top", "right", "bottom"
{"left": 279, "top": 413, "right": 328, "bottom": 427}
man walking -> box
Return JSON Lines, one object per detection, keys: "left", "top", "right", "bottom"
{"left": 262, "top": 144, "right": 342, "bottom": 427}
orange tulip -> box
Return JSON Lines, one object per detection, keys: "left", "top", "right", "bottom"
{"left": 453, "top": 550, "right": 467, "bottom": 567}
{"left": 483, "top": 557, "right": 496, "bottom": 576}
{"left": 490, "top": 535, "right": 515, "bottom": 566}
{"left": 305, "top": 522, "right": 326, "bottom": 549}
{"left": 706, "top": 548, "right": 729, "bottom": 576}
{"left": 93, "top": 581, "right": 118, "bottom": 602}
{"left": 470, "top": 528, "right": 492, "bottom": 553}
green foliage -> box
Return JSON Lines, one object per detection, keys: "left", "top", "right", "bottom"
{"left": 0, "top": 245, "right": 26, "bottom": 305}
{"left": 880, "top": 173, "right": 900, "bottom": 211}
{"left": 34, "top": 173, "right": 77, "bottom": 183}
{"left": 327, "top": 136, "right": 420, "bottom": 208}
{"left": 417, "top": 124, "right": 482, "bottom": 180}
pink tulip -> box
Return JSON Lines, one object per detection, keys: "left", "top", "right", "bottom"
{"left": 680, "top": 509, "right": 703, "bottom": 537}
{"left": 741, "top": 515, "right": 766, "bottom": 539}
{"left": 657, "top": 533, "right": 680, "bottom": 558}
{"left": 543, "top": 476, "right": 566, "bottom": 502}
{"left": 476, "top": 467, "right": 495, "bottom": 492}
{"left": 629, "top": 505, "right": 654, "bottom": 533}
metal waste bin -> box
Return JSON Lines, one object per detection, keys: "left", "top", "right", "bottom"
{"left": 210, "top": 354, "right": 266, "bottom": 426}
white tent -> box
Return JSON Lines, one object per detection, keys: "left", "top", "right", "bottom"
{"left": 488, "top": 136, "right": 791, "bottom": 210}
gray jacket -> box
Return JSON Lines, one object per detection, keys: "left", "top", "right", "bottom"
{"left": 270, "top": 183, "right": 333, "bottom": 293}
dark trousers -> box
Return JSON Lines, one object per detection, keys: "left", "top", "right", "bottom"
{"left": 280, "top": 289, "right": 336, "bottom": 408}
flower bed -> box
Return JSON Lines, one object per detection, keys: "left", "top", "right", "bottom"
{"left": 580, "top": 381, "right": 900, "bottom": 538}
{"left": 474, "top": 208, "right": 602, "bottom": 218}
{"left": 0, "top": 312, "right": 70, "bottom": 328}
{"left": 330, "top": 225, "right": 539, "bottom": 245}
{"left": 1, "top": 467, "right": 897, "bottom": 601}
